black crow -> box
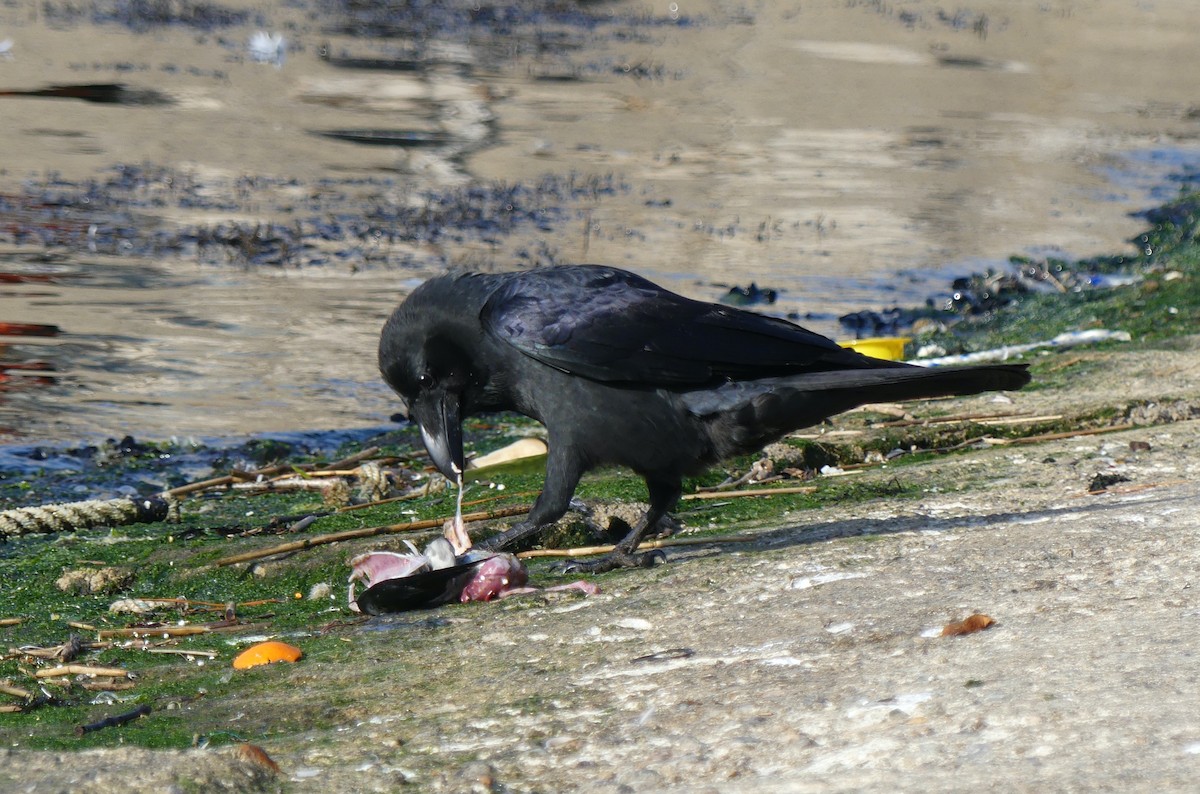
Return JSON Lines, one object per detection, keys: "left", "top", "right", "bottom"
{"left": 378, "top": 265, "right": 1030, "bottom": 571}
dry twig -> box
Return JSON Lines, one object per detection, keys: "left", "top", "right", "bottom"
{"left": 97, "top": 626, "right": 212, "bottom": 640}
{"left": 683, "top": 485, "right": 817, "bottom": 500}
{"left": 94, "top": 619, "right": 272, "bottom": 639}
{"left": 35, "top": 664, "right": 130, "bottom": 679}
{"left": 127, "top": 597, "right": 281, "bottom": 612}
{"left": 989, "top": 423, "right": 1136, "bottom": 445}
{"left": 871, "top": 410, "right": 1022, "bottom": 428}
{"left": 0, "top": 682, "right": 32, "bottom": 699}
{"left": 141, "top": 647, "right": 219, "bottom": 658}
{"left": 518, "top": 533, "right": 760, "bottom": 559}
{"left": 165, "top": 446, "right": 383, "bottom": 498}
{"left": 211, "top": 504, "right": 532, "bottom": 567}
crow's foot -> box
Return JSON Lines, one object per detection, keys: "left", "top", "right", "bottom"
{"left": 551, "top": 548, "right": 666, "bottom": 574}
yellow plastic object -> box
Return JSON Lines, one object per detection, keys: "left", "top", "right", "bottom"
{"left": 839, "top": 337, "right": 910, "bottom": 361}
{"left": 232, "top": 641, "right": 302, "bottom": 670}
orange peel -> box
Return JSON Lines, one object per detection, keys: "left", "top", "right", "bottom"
{"left": 232, "top": 640, "right": 303, "bottom": 670}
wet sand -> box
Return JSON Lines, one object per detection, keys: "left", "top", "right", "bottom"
{"left": 1, "top": 0, "right": 1199, "bottom": 443}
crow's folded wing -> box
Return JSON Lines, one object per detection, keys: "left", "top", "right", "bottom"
{"left": 480, "top": 265, "right": 891, "bottom": 385}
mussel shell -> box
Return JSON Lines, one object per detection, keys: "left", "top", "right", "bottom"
{"left": 354, "top": 561, "right": 480, "bottom": 615}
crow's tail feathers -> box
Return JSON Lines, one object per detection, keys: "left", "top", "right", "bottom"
{"left": 829, "top": 362, "right": 1032, "bottom": 403}
{"left": 687, "top": 363, "right": 1030, "bottom": 417}
{"left": 777, "top": 359, "right": 1032, "bottom": 410}
{"left": 692, "top": 363, "right": 1031, "bottom": 457}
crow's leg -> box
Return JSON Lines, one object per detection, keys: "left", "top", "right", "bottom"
{"left": 476, "top": 449, "right": 582, "bottom": 552}
{"left": 552, "top": 478, "right": 682, "bottom": 573}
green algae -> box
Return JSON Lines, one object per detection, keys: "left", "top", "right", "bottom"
{"left": 4, "top": 188, "right": 1200, "bottom": 752}
{"left": 925, "top": 191, "right": 1200, "bottom": 353}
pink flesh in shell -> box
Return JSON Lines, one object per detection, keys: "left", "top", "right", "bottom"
{"left": 459, "top": 554, "right": 528, "bottom": 602}
{"left": 458, "top": 556, "right": 601, "bottom": 602}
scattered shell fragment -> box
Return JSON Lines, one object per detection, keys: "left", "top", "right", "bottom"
{"left": 232, "top": 641, "right": 303, "bottom": 669}
{"left": 236, "top": 742, "right": 282, "bottom": 774}
{"left": 56, "top": 567, "right": 133, "bottom": 596}
{"left": 941, "top": 613, "right": 995, "bottom": 636}
{"left": 109, "top": 598, "right": 160, "bottom": 615}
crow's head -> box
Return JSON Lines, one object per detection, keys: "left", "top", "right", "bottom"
{"left": 379, "top": 278, "right": 490, "bottom": 482}
{"left": 381, "top": 329, "right": 478, "bottom": 481}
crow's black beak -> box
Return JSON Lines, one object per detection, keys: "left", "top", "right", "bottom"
{"left": 413, "top": 391, "right": 465, "bottom": 481}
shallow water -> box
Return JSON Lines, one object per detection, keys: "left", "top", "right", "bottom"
{"left": 2, "top": 0, "right": 1199, "bottom": 445}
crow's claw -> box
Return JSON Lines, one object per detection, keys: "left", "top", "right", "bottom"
{"left": 551, "top": 548, "right": 666, "bottom": 574}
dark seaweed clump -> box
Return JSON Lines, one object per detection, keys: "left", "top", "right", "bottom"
{"left": 319, "top": 0, "right": 695, "bottom": 48}
{"left": 838, "top": 191, "right": 1200, "bottom": 341}
{"left": 0, "top": 429, "right": 391, "bottom": 507}
{"left": 0, "top": 166, "right": 626, "bottom": 269}
{"left": 41, "top": 0, "right": 257, "bottom": 31}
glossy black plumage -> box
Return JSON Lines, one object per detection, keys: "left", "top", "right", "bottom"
{"left": 379, "top": 265, "right": 1031, "bottom": 570}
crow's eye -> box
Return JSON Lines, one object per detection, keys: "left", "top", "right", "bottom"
{"left": 417, "top": 372, "right": 434, "bottom": 388}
